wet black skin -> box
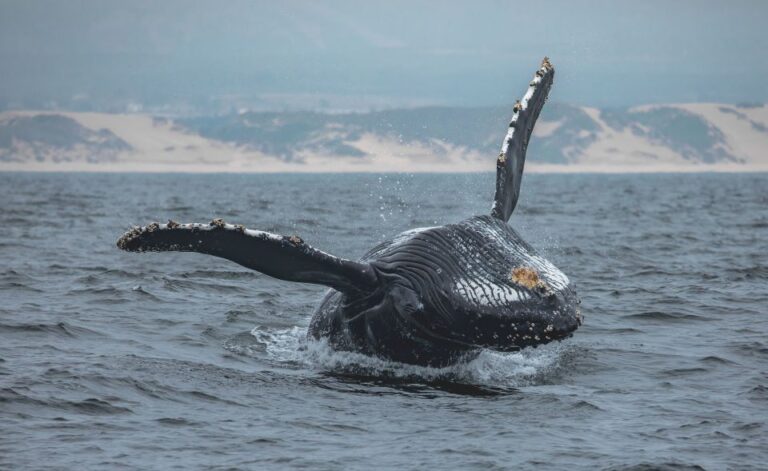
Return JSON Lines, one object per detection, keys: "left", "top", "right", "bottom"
{"left": 308, "top": 216, "right": 581, "bottom": 366}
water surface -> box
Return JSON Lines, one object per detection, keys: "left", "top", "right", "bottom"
{"left": 1, "top": 172, "right": 766, "bottom": 470}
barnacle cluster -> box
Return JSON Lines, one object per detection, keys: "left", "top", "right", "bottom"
{"left": 210, "top": 218, "right": 226, "bottom": 229}
{"left": 116, "top": 226, "right": 143, "bottom": 250}
{"left": 510, "top": 266, "right": 549, "bottom": 292}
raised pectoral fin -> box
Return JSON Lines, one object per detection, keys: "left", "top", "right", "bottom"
{"left": 492, "top": 58, "right": 555, "bottom": 222}
{"left": 117, "top": 219, "right": 377, "bottom": 294}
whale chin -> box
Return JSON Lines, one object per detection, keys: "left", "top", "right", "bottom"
{"left": 464, "top": 287, "right": 581, "bottom": 353}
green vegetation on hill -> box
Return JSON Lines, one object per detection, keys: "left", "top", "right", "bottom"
{"left": 0, "top": 114, "right": 131, "bottom": 163}
{"left": 179, "top": 104, "right": 601, "bottom": 164}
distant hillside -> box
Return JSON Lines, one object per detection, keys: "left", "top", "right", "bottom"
{"left": 1, "top": 103, "right": 767, "bottom": 172}
{"left": 0, "top": 114, "right": 130, "bottom": 164}
{"left": 178, "top": 104, "right": 600, "bottom": 164}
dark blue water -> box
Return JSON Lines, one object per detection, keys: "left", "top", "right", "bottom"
{"left": 1, "top": 172, "right": 766, "bottom": 470}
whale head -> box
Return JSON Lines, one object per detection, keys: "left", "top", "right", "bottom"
{"left": 416, "top": 268, "right": 582, "bottom": 354}
{"left": 324, "top": 216, "right": 583, "bottom": 366}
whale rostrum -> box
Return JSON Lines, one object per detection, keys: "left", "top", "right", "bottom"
{"left": 117, "top": 58, "right": 582, "bottom": 367}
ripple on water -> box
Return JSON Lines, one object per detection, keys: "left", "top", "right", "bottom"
{"left": 604, "top": 463, "right": 707, "bottom": 471}
{"left": 1, "top": 388, "right": 132, "bottom": 416}
{"left": 622, "top": 311, "right": 711, "bottom": 323}
{"left": 0, "top": 321, "right": 105, "bottom": 338}
{"left": 161, "top": 277, "right": 247, "bottom": 294}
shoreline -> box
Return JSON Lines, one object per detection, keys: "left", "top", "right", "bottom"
{"left": 2, "top": 163, "right": 767, "bottom": 174}
{"left": 3, "top": 106, "right": 767, "bottom": 174}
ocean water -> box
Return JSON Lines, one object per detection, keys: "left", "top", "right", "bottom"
{"left": 1, "top": 172, "right": 766, "bottom": 471}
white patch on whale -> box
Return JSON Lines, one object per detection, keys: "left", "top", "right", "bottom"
{"left": 467, "top": 218, "right": 570, "bottom": 292}
{"left": 499, "top": 65, "right": 548, "bottom": 157}
{"left": 389, "top": 226, "right": 437, "bottom": 247}
{"left": 453, "top": 276, "right": 527, "bottom": 307}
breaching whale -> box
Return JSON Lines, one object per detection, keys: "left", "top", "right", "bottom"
{"left": 117, "top": 58, "right": 582, "bottom": 367}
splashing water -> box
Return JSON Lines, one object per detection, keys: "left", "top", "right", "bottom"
{"left": 241, "top": 324, "right": 573, "bottom": 389}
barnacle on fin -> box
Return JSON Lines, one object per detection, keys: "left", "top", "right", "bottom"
{"left": 116, "top": 225, "right": 144, "bottom": 250}
{"left": 210, "top": 218, "right": 225, "bottom": 229}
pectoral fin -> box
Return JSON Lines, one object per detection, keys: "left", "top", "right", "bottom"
{"left": 117, "top": 219, "right": 377, "bottom": 294}
{"left": 492, "top": 58, "right": 555, "bottom": 222}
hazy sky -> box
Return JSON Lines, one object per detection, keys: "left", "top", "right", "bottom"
{"left": 1, "top": 0, "right": 766, "bottom": 111}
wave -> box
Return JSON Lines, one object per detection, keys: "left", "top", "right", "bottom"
{"left": 0, "top": 321, "right": 104, "bottom": 338}
{"left": 623, "top": 311, "right": 709, "bottom": 322}
{"left": 1, "top": 388, "right": 132, "bottom": 415}
{"left": 161, "top": 277, "right": 247, "bottom": 294}
{"left": 179, "top": 269, "right": 262, "bottom": 280}
{"left": 724, "top": 265, "right": 768, "bottom": 280}
{"left": 0, "top": 281, "right": 43, "bottom": 293}
{"left": 74, "top": 269, "right": 138, "bottom": 283}
{"left": 604, "top": 463, "right": 706, "bottom": 471}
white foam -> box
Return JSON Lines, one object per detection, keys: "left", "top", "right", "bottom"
{"left": 246, "top": 324, "right": 569, "bottom": 388}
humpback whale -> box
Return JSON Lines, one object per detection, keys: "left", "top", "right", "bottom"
{"left": 117, "top": 58, "right": 582, "bottom": 367}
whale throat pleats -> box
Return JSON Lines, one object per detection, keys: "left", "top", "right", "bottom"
{"left": 491, "top": 58, "right": 555, "bottom": 222}
{"left": 116, "top": 220, "right": 377, "bottom": 294}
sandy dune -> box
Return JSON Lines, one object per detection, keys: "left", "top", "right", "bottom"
{"left": 1, "top": 106, "right": 766, "bottom": 173}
